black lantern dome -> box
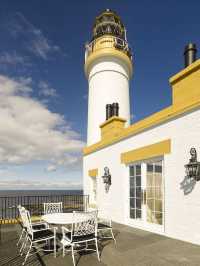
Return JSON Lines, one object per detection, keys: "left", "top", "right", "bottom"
{"left": 92, "top": 9, "right": 126, "bottom": 41}
{"left": 85, "top": 9, "right": 132, "bottom": 77}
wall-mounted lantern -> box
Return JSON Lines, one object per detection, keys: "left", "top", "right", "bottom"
{"left": 102, "top": 167, "right": 111, "bottom": 193}
{"left": 185, "top": 148, "right": 200, "bottom": 181}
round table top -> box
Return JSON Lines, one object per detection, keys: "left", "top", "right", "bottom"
{"left": 42, "top": 212, "right": 86, "bottom": 225}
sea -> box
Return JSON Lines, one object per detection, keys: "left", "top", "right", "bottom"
{"left": 0, "top": 190, "right": 83, "bottom": 197}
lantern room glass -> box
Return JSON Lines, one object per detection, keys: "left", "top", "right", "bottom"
{"left": 93, "top": 10, "right": 126, "bottom": 40}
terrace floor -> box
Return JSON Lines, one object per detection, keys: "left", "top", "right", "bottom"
{"left": 0, "top": 223, "right": 200, "bottom": 266}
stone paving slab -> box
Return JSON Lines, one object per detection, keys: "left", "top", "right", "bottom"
{"left": 0, "top": 223, "right": 200, "bottom": 266}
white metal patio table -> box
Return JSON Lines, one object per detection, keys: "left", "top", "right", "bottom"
{"left": 42, "top": 213, "right": 87, "bottom": 225}
{"left": 42, "top": 213, "right": 90, "bottom": 252}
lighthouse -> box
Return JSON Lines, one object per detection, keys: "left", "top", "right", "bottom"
{"left": 85, "top": 9, "right": 133, "bottom": 146}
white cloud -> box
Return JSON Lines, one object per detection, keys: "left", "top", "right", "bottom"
{"left": 47, "top": 165, "right": 57, "bottom": 172}
{"left": 38, "top": 81, "right": 57, "bottom": 97}
{"left": 0, "top": 52, "right": 25, "bottom": 65}
{"left": 0, "top": 75, "right": 84, "bottom": 167}
{"left": 0, "top": 179, "right": 82, "bottom": 190}
{"left": 30, "top": 29, "right": 59, "bottom": 59}
{"left": 8, "top": 12, "right": 61, "bottom": 60}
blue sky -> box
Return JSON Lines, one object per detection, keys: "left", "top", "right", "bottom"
{"left": 0, "top": 0, "right": 199, "bottom": 190}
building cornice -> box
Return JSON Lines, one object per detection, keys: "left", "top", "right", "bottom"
{"left": 169, "top": 59, "right": 200, "bottom": 85}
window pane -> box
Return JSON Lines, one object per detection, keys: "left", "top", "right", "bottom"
{"left": 136, "top": 187, "right": 142, "bottom": 198}
{"left": 155, "top": 188, "right": 162, "bottom": 199}
{"left": 136, "top": 198, "right": 142, "bottom": 209}
{"left": 130, "top": 188, "right": 135, "bottom": 197}
{"left": 147, "top": 164, "right": 153, "bottom": 172}
{"left": 136, "top": 209, "right": 141, "bottom": 218}
{"left": 155, "top": 165, "right": 162, "bottom": 173}
{"left": 147, "top": 210, "right": 154, "bottom": 223}
{"left": 129, "top": 166, "right": 135, "bottom": 176}
{"left": 155, "top": 212, "right": 162, "bottom": 225}
{"left": 147, "top": 173, "right": 154, "bottom": 187}
{"left": 147, "top": 199, "right": 154, "bottom": 212}
{"left": 130, "top": 198, "right": 135, "bottom": 208}
{"left": 136, "top": 176, "right": 141, "bottom": 187}
{"left": 154, "top": 173, "right": 162, "bottom": 186}
{"left": 136, "top": 165, "right": 141, "bottom": 175}
{"left": 146, "top": 187, "right": 154, "bottom": 199}
{"left": 130, "top": 177, "right": 135, "bottom": 187}
{"left": 155, "top": 200, "right": 162, "bottom": 212}
{"left": 130, "top": 209, "right": 135, "bottom": 219}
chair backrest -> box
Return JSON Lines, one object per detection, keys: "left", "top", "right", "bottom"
{"left": 97, "top": 209, "right": 112, "bottom": 226}
{"left": 71, "top": 211, "right": 98, "bottom": 241}
{"left": 43, "top": 202, "right": 63, "bottom": 214}
{"left": 22, "top": 209, "right": 34, "bottom": 238}
{"left": 17, "top": 205, "right": 27, "bottom": 228}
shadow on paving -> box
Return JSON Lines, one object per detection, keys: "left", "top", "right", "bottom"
{"left": 1, "top": 223, "right": 200, "bottom": 266}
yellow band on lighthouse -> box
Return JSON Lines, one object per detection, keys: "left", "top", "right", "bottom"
{"left": 85, "top": 47, "right": 133, "bottom": 79}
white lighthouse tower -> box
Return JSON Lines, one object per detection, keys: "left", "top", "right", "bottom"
{"left": 85, "top": 9, "right": 133, "bottom": 146}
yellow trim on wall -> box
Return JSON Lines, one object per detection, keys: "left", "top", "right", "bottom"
{"left": 121, "top": 139, "right": 171, "bottom": 164}
{"left": 88, "top": 168, "right": 98, "bottom": 177}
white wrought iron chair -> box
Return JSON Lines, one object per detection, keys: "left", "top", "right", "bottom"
{"left": 86, "top": 207, "right": 116, "bottom": 244}
{"left": 17, "top": 206, "right": 27, "bottom": 248}
{"left": 97, "top": 215, "right": 116, "bottom": 244}
{"left": 61, "top": 211, "right": 100, "bottom": 266}
{"left": 22, "top": 209, "right": 57, "bottom": 265}
{"left": 43, "top": 202, "right": 63, "bottom": 214}
{"left": 88, "top": 208, "right": 116, "bottom": 244}
{"left": 17, "top": 205, "right": 48, "bottom": 253}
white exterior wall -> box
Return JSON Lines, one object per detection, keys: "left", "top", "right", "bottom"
{"left": 83, "top": 108, "right": 200, "bottom": 245}
{"left": 87, "top": 57, "right": 131, "bottom": 145}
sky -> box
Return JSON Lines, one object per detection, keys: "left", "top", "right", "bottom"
{"left": 0, "top": 0, "right": 199, "bottom": 190}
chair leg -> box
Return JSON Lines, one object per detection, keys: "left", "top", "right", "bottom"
{"left": 63, "top": 245, "right": 65, "bottom": 257}
{"left": 95, "top": 238, "right": 100, "bottom": 262}
{"left": 17, "top": 228, "right": 24, "bottom": 246}
{"left": 54, "top": 236, "right": 56, "bottom": 258}
{"left": 72, "top": 245, "right": 76, "bottom": 266}
{"left": 22, "top": 241, "right": 32, "bottom": 266}
{"left": 110, "top": 229, "right": 116, "bottom": 245}
{"left": 20, "top": 234, "right": 28, "bottom": 255}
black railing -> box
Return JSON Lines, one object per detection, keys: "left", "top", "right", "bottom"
{"left": 0, "top": 194, "right": 89, "bottom": 222}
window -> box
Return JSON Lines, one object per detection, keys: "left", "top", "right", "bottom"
{"left": 129, "top": 160, "right": 163, "bottom": 226}
{"left": 90, "top": 176, "right": 97, "bottom": 203}
{"left": 129, "top": 165, "right": 142, "bottom": 219}
{"left": 146, "top": 161, "right": 162, "bottom": 225}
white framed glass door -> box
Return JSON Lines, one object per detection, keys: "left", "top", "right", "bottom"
{"left": 129, "top": 164, "right": 142, "bottom": 220}
{"left": 146, "top": 161, "right": 163, "bottom": 227}
{"left": 128, "top": 159, "right": 164, "bottom": 233}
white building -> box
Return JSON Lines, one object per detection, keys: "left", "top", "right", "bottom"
{"left": 83, "top": 9, "right": 200, "bottom": 245}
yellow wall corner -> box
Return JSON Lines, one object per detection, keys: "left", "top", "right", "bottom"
{"left": 170, "top": 59, "right": 200, "bottom": 109}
